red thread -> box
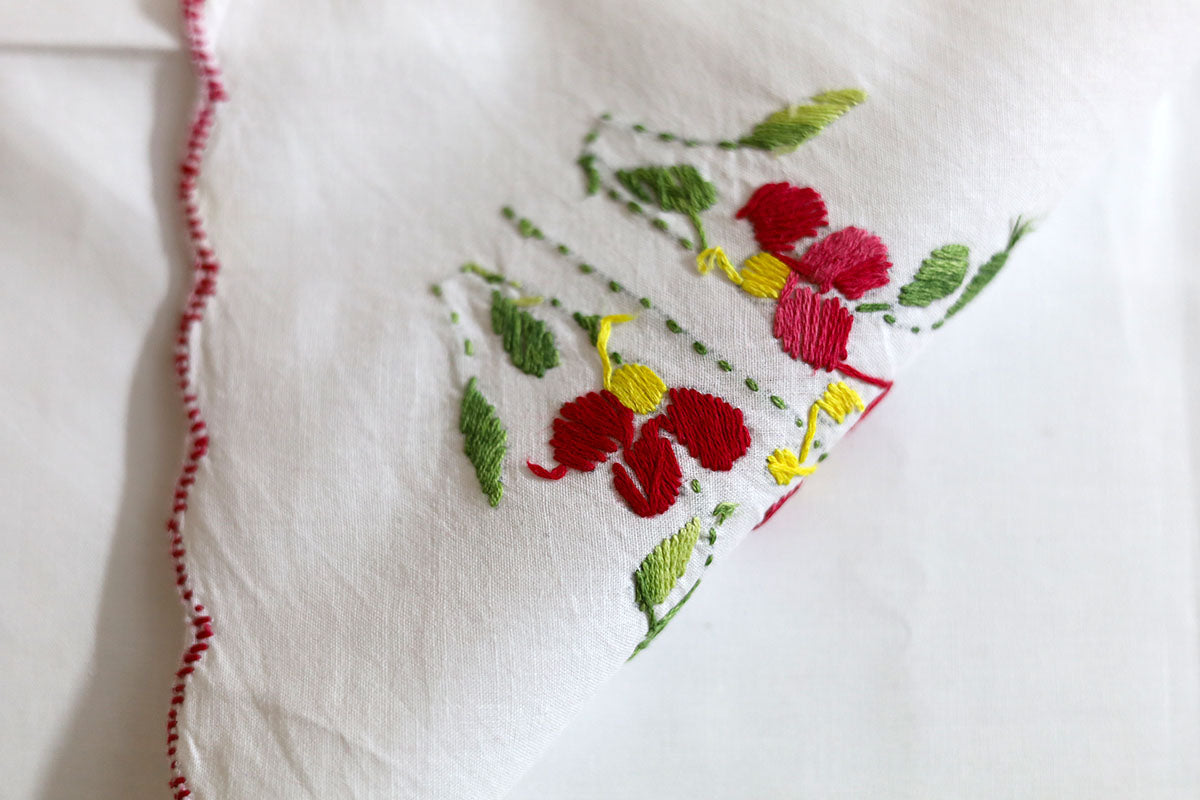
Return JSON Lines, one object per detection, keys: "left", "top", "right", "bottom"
{"left": 755, "top": 484, "right": 802, "bottom": 529}
{"left": 163, "top": 1, "right": 226, "bottom": 797}
{"left": 774, "top": 274, "right": 854, "bottom": 370}
{"left": 835, "top": 362, "right": 893, "bottom": 419}
{"left": 782, "top": 226, "right": 892, "bottom": 299}
{"left": 735, "top": 182, "right": 828, "bottom": 253}
{"left": 612, "top": 417, "right": 682, "bottom": 518}
{"left": 527, "top": 389, "right": 634, "bottom": 479}
{"left": 658, "top": 388, "right": 751, "bottom": 471}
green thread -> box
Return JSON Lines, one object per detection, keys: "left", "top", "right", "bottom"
{"left": 708, "top": 528, "right": 716, "bottom": 546}
{"left": 449, "top": 311, "right": 459, "bottom": 323}
{"left": 770, "top": 395, "right": 787, "bottom": 410}
{"left": 632, "top": 123, "right": 647, "bottom": 133}
{"left": 501, "top": 206, "right": 515, "bottom": 220}
{"left": 666, "top": 319, "right": 683, "bottom": 333}
{"left": 690, "top": 478, "right": 702, "bottom": 493}
{"left": 678, "top": 237, "right": 693, "bottom": 250}
{"left": 818, "top": 453, "right": 828, "bottom": 463}
{"left": 657, "top": 132, "right": 675, "bottom": 142}
{"left": 460, "top": 377, "right": 507, "bottom": 507}
{"left": 738, "top": 89, "right": 867, "bottom": 153}
{"left": 856, "top": 302, "right": 891, "bottom": 312}
{"left": 513, "top": 295, "right": 543, "bottom": 307}
{"left": 932, "top": 320, "right": 944, "bottom": 330}
{"left": 578, "top": 263, "right": 595, "bottom": 274}
{"left": 461, "top": 262, "right": 508, "bottom": 284}
{"left": 607, "top": 188, "right": 622, "bottom": 202}
{"left": 550, "top": 297, "right": 561, "bottom": 307}
{"left": 898, "top": 243, "right": 970, "bottom": 307}
{"left": 430, "top": 284, "right": 442, "bottom": 297}
{"left": 464, "top": 339, "right": 474, "bottom": 356}
{"left": 795, "top": 417, "right": 804, "bottom": 428}
{"left": 626, "top": 201, "right": 643, "bottom": 215}
{"left": 911, "top": 326, "right": 920, "bottom": 333}
{"left": 610, "top": 351, "right": 623, "bottom": 365}
{"left": 745, "top": 378, "right": 759, "bottom": 392}
{"left": 812, "top": 440, "right": 822, "bottom": 449}
{"left": 614, "top": 164, "right": 717, "bottom": 250}
{"left": 583, "top": 130, "right": 598, "bottom": 145}
{"left": 717, "top": 140, "right": 738, "bottom": 150}
{"left": 943, "top": 218, "right": 1034, "bottom": 320}
{"left": 556, "top": 244, "right": 570, "bottom": 255}
{"left": 883, "top": 314, "right": 896, "bottom": 324}
{"left": 652, "top": 219, "right": 670, "bottom": 231}
{"left": 712, "top": 502, "right": 737, "bottom": 525}
{"left": 639, "top": 297, "right": 652, "bottom": 309}
{"left": 718, "top": 360, "right": 733, "bottom": 372}
{"left": 608, "top": 280, "right": 622, "bottom": 292}
{"left": 629, "top": 579, "right": 701, "bottom": 660}
{"left": 490, "top": 290, "right": 559, "bottom": 377}
{"left": 517, "top": 218, "right": 544, "bottom": 239}
{"left": 572, "top": 312, "right": 602, "bottom": 345}
{"left": 692, "top": 341, "right": 708, "bottom": 355}
{"left": 635, "top": 517, "right": 701, "bottom": 614}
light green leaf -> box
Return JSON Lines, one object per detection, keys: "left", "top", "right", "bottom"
{"left": 898, "top": 244, "right": 970, "bottom": 307}
{"left": 634, "top": 517, "right": 701, "bottom": 612}
{"left": 738, "top": 89, "right": 867, "bottom": 153}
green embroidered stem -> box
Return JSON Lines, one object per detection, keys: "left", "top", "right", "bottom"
{"left": 634, "top": 517, "right": 702, "bottom": 614}
{"left": 629, "top": 579, "right": 702, "bottom": 660}
{"left": 490, "top": 290, "right": 559, "bottom": 377}
{"left": 942, "top": 218, "right": 1033, "bottom": 321}
{"left": 459, "top": 377, "right": 507, "bottom": 507}
{"left": 577, "top": 153, "right": 601, "bottom": 195}
{"left": 855, "top": 302, "right": 892, "bottom": 312}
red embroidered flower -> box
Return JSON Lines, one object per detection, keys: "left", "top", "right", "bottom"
{"left": 527, "top": 389, "right": 633, "bottom": 480}
{"left": 735, "top": 182, "right": 828, "bottom": 253}
{"left": 777, "top": 226, "right": 891, "bottom": 299}
{"left": 658, "top": 388, "right": 750, "bottom": 471}
{"left": 612, "top": 417, "right": 683, "bottom": 518}
{"left": 774, "top": 273, "right": 853, "bottom": 370}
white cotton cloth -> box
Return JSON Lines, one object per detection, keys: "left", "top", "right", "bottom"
{"left": 167, "top": 1, "right": 1199, "bottom": 797}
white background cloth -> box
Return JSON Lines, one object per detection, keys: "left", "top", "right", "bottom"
{"left": 1, "top": 2, "right": 1198, "bottom": 798}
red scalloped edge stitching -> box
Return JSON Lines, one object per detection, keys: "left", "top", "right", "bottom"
{"left": 165, "top": 1, "right": 227, "bottom": 797}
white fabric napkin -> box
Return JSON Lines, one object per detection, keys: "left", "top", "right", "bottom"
{"left": 169, "top": 1, "right": 1199, "bottom": 797}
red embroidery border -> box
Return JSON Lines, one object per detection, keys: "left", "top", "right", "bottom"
{"left": 165, "top": 1, "right": 226, "bottom": 797}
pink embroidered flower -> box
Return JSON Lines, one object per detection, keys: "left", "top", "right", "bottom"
{"left": 735, "top": 182, "right": 828, "bottom": 253}
{"left": 777, "top": 226, "right": 891, "bottom": 299}
{"left": 773, "top": 273, "right": 854, "bottom": 370}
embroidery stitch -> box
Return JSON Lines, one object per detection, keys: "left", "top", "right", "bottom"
{"left": 738, "top": 89, "right": 868, "bottom": 153}
{"left": 614, "top": 165, "right": 718, "bottom": 250}
{"left": 460, "top": 378, "right": 508, "bottom": 507}
{"left": 898, "top": 243, "right": 970, "bottom": 307}
{"left": 490, "top": 290, "right": 560, "bottom": 377}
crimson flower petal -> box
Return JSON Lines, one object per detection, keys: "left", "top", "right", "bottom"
{"left": 788, "top": 226, "right": 891, "bottom": 299}
{"left": 735, "top": 183, "right": 828, "bottom": 253}
{"left": 774, "top": 274, "right": 853, "bottom": 370}
{"left": 612, "top": 418, "right": 682, "bottom": 518}
{"left": 659, "top": 388, "right": 751, "bottom": 471}
{"left": 527, "top": 390, "right": 633, "bottom": 479}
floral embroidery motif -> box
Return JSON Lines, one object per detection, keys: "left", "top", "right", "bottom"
{"left": 529, "top": 317, "right": 751, "bottom": 518}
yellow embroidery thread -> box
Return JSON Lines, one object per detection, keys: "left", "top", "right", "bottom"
{"left": 768, "top": 382, "right": 865, "bottom": 485}
{"left": 767, "top": 448, "right": 813, "bottom": 485}
{"left": 696, "top": 246, "right": 742, "bottom": 285}
{"left": 696, "top": 248, "right": 790, "bottom": 299}
{"left": 597, "top": 315, "right": 667, "bottom": 414}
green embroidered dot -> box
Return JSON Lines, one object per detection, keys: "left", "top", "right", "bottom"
{"left": 684, "top": 139, "right": 699, "bottom": 147}
{"left": 584, "top": 130, "right": 598, "bottom": 144}
{"left": 639, "top": 297, "right": 652, "bottom": 309}
{"left": 658, "top": 132, "right": 675, "bottom": 142}
{"left": 430, "top": 284, "right": 442, "bottom": 297}
{"left": 856, "top": 302, "right": 891, "bottom": 312}
{"left": 652, "top": 219, "right": 670, "bottom": 231}
{"left": 665, "top": 319, "right": 683, "bottom": 333}
{"left": 932, "top": 320, "right": 945, "bottom": 330}
{"left": 450, "top": 311, "right": 459, "bottom": 323}
{"left": 883, "top": 314, "right": 896, "bottom": 324}
{"left": 678, "top": 238, "right": 693, "bottom": 250}
{"left": 549, "top": 297, "right": 561, "bottom": 307}
{"left": 718, "top": 360, "right": 733, "bottom": 372}
{"left": 461, "top": 262, "right": 506, "bottom": 284}
{"left": 818, "top": 453, "right": 828, "bottom": 462}
{"left": 578, "top": 263, "right": 594, "bottom": 274}
{"left": 704, "top": 554, "right": 714, "bottom": 566}
{"left": 708, "top": 527, "right": 717, "bottom": 546}
{"left": 770, "top": 395, "right": 786, "bottom": 410}
{"left": 501, "top": 206, "right": 515, "bottom": 220}
{"left": 608, "top": 280, "right": 622, "bottom": 292}
{"left": 632, "top": 123, "right": 647, "bottom": 133}
{"left": 712, "top": 502, "right": 737, "bottom": 525}
{"left": 610, "top": 352, "right": 623, "bottom": 365}
{"left": 812, "top": 440, "right": 822, "bottom": 449}
{"left": 692, "top": 342, "right": 707, "bottom": 355}
{"left": 464, "top": 339, "right": 474, "bottom": 356}
{"left": 607, "top": 188, "right": 622, "bottom": 201}
{"left": 717, "top": 140, "right": 738, "bottom": 150}
{"left": 795, "top": 417, "right": 804, "bottom": 428}
{"left": 745, "top": 378, "right": 759, "bottom": 391}
{"left": 517, "top": 218, "right": 537, "bottom": 238}
{"left": 600, "top": 112, "right": 612, "bottom": 121}
{"left": 911, "top": 326, "right": 921, "bottom": 333}
{"left": 626, "top": 201, "right": 643, "bottom": 214}
{"left": 690, "top": 478, "right": 702, "bottom": 493}
{"left": 557, "top": 244, "right": 570, "bottom": 255}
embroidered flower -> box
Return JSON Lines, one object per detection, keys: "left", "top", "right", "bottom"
{"left": 776, "top": 226, "right": 891, "bottom": 299}
{"left": 735, "top": 182, "right": 828, "bottom": 253}
{"left": 773, "top": 275, "right": 853, "bottom": 371}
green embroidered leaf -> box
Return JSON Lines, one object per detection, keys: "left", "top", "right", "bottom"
{"left": 490, "top": 290, "right": 560, "bottom": 377}
{"left": 614, "top": 165, "right": 717, "bottom": 249}
{"left": 738, "top": 89, "right": 867, "bottom": 154}
{"left": 898, "top": 244, "right": 970, "bottom": 307}
{"left": 460, "top": 377, "right": 507, "bottom": 507}
{"left": 635, "top": 517, "right": 701, "bottom": 613}
{"left": 572, "top": 312, "right": 601, "bottom": 345}
{"left": 943, "top": 217, "right": 1034, "bottom": 320}
{"left": 577, "top": 152, "right": 601, "bottom": 195}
